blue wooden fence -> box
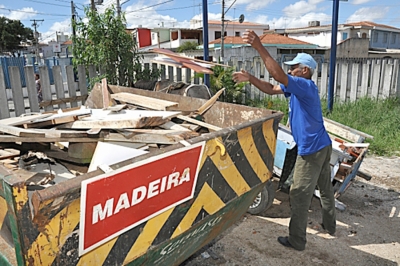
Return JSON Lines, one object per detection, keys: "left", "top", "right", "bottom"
{"left": 0, "top": 57, "right": 26, "bottom": 88}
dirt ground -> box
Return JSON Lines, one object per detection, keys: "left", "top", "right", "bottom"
{"left": 182, "top": 155, "right": 400, "bottom": 266}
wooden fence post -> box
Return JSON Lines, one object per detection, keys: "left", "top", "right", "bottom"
{"left": 53, "top": 65, "right": 67, "bottom": 109}
{"left": 0, "top": 66, "right": 10, "bottom": 119}
{"left": 360, "top": 60, "right": 370, "bottom": 98}
{"left": 77, "top": 65, "right": 88, "bottom": 104}
{"left": 371, "top": 60, "right": 381, "bottom": 99}
{"left": 382, "top": 63, "right": 393, "bottom": 98}
{"left": 24, "top": 66, "right": 40, "bottom": 113}
{"left": 9, "top": 66, "right": 25, "bottom": 116}
{"left": 350, "top": 63, "right": 359, "bottom": 102}
{"left": 39, "top": 65, "right": 54, "bottom": 111}
{"left": 66, "top": 65, "right": 78, "bottom": 108}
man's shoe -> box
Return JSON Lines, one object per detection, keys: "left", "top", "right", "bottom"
{"left": 321, "top": 223, "right": 336, "bottom": 236}
{"left": 277, "top": 236, "right": 304, "bottom": 251}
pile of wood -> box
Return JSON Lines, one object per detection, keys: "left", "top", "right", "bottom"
{"left": 0, "top": 79, "right": 225, "bottom": 186}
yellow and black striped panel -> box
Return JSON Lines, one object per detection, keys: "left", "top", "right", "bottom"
{"left": 0, "top": 196, "right": 7, "bottom": 234}
{"left": 17, "top": 119, "right": 278, "bottom": 266}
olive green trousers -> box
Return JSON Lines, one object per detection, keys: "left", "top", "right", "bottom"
{"left": 288, "top": 144, "right": 336, "bottom": 250}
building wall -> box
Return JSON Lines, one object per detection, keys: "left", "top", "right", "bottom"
{"left": 335, "top": 38, "right": 370, "bottom": 58}
{"left": 370, "top": 30, "right": 400, "bottom": 49}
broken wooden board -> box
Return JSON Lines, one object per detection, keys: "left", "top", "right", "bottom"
{"left": 33, "top": 129, "right": 90, "bottom": 138}
{"left": 104, "top": 130, "right": 199, "bottom": 145}
{"left": 24, "top": 115, "right": 78, "bottom": 128}
{"left": 45, "top": 150, "right": 93, "bottom": 164}
{"left": 195, "top": 88, "right": 225, "bottom": 116}
{"left": 24, "top": 108, "right": 92, "bottom": 128}
{"left": 176, "top": 115, "right": 222, "bottom": 132}
{"left": 0, "top": 113, "right": 53, "bottom": 126}
{"left": 0, "top": 124, "right": 46, "bottom": 137}
{"left": 159, "top": 121, "right": 191, "bottom": 132}
{"left": 0, "top": 149, "right": 20, "bottom": 160}
{"left": 0, "top": 135, "right": 102, "bottom": 143}
{"left": 111, "top": 92, "right": 179, "bottom": 111}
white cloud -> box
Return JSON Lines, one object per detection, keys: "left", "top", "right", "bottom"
{"left": 235, "top": 0, "right": 276, "bottom": 12}
{"left": 352, "top": 0, "right": 373, "bottom": 5}
{"left": 346, "top": 7, "right": 389, "bottom": 23}
{"left": 255, "top": 12, "right": 331, "bottom": 29}
{"left": 41, "top": 19, "right": 71, "bottom": 43}
{"left": 8, "top": 7, "right": 37, "bottom": 21}
{"left": 283, "top": 0, "right": 324, "bottom": 17}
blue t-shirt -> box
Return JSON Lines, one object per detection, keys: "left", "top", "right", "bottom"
{"left": 280, "top": 75, "right": 331, "bottom": 156}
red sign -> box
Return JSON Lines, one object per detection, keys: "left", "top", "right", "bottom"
{"left": 79, "top": 142, "right": 205, "bottom": 255}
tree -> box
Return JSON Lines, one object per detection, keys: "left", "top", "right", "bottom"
{"left": 177, "top": 41, "right": 198, "bottom": 53}
{"left": 72, "top": 6, "right": 143, "bottom": 87}
{"left": 0, "top": 17, "right": 34, "bottom": 55}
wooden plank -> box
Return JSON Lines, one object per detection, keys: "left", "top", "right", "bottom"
{"left": 59, "top": 116, "right": 166, "bottom": 129}
{"left": 0, "top": 149, "right": 20, "bottom": 160}
{"left": 111, "top": 92, "right": 178, "bottom": 111}
{"left": 159, "top": 121, "right": 190, "bottom": 131}
{"left": 176, "top": 115, "right": 221, "bottom": 132}
{"left": 324, "top": 117, "right": 373, "bottom": 143}
{"left": 0, "top": 66, "right": 10, "bottom": 119}
{"left": 24, "top": 115, "right": 78, "bottom": 128}
{"left": 195, "top": 88, "right": 225, "bottom": 115}
{"left": 102, "top": 78, "right": 110, "bottom": 107}
{"left": 39, "top": 95, "right": 88, "bottom": 108}
{"left": 0, "top": 135, "right": 102, "bottom": 143}
{"left": 39, "top": 65, "right": 54, "bottom": 111}
{"left": 45, "top": 150, "right": 92, "bottom": 164}
{"left": 66, "top": 65, "right": 78, "bottom": 108}
{"left": 104, "top": 132, "right": 193, "bottom": 145}
{"left": 77, "top": 65, "right": 88, "bottom": 104}
{"left": 151, "top": 48, "right": 228, "bottom": 67}
{"left": 0, "top": 114, "right": 52, "bottom": 126}
{"left": 9, "top": 66, "right": 26, "bottom": 116}
{"left": 350, "top": 63, "right": 359, "bottom": 102}
{"left": 0, "top": 124, "right": 45, "bottom": 137}
{"left": 33, "top": 129, "right": 89, "bottom": 138}
{"left": 53, "top": 65, "right": 67, "bottom": 109}
{"left": 24, "top": 65, "right": 40, "bottom": 113}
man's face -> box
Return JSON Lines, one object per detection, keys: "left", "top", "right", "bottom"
{"left": 288, "top": 64, "right": 302, "bottom": 76}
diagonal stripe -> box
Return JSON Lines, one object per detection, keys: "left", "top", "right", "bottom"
{"left": 206, "top": 139, "right": 251, "bottom": 195}
{"left": 262, "top": 119, "right": 277, "bottom": 157}
{"left": 0, "top": 197, "right": 7, "bottom": 228}
{"left": 77, "top": 238, "right": 118, "bottom": 266}
{"left": 172, "top": 183, "right": 225, "bottom": 238}
{"left": 12, "top": 186, "right": 28, "bottom": 212}
{"left": 27, "top": 199, "right": 80, "bottom": 266}
{"left": 123, "top": 208, "right": 174, "bottom": 265}
{"left": 237, "top": 126, "right": 271, "bottom": 182}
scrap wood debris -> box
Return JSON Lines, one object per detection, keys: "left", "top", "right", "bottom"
{"left": 0, "top": 82, "right": 225, "bottom": 190}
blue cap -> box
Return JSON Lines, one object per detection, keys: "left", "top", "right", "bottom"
{"left": 284, "top": 53, "right": 317, "bottom": 70}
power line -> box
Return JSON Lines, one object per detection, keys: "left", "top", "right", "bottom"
{"left": 0, "top": 7, "right": 69, "bottom": 17}
{"left": 24, "top": 0, "right": 70, "bottom": 8}
{"left": 125, "top": 0, "right": 174, "bottom": 14}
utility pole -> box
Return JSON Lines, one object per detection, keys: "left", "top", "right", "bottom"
{"left": 71, "top": 1, "right": 76, "bottom": 39}
{"left": 221, "top": 0, "right": 225, "bottom": 63}
{"left": 91, "top": 0, "right": 95, "bottom": 10}
{"left": 31, "top": 19, "right": 44, "bottom": 65}
{"left": 116, "top": 0, "right": 121, "bottom": 16}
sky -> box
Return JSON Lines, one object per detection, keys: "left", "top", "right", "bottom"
{"left": 0, "top": 0, "right": 400, "bottom": 43}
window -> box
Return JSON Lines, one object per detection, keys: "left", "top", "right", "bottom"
{"left": 342, "top": 32, "right": 348, "bottom": 40}
{"left": 362, "top": 33, "right": 367, "bottom": 39}
{"left": 373, "top": 32, "right": 378, "bottom": 43}
{"left": 391, "top": 34, "right": 397, "bottom": 44}
{"left": 215, "top": 31, "right": 222, "bottom": 40}
{"left": 383, "top": 33, "right": 388, "bottom": 43}
{"left": 235, "top": 31, "right": 240, "bottom": 37}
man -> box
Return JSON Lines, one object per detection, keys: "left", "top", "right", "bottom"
{"left": 35, "top": 73, "right": 42, "bottom": 103}
{"left": 233, "top": 30, "right": 336, "bottom": 251}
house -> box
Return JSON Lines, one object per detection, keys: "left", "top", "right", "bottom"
{"left": 276, "top": 21, "right": 400, "bottom": 58}
{"left": 190, "top": 20, "right": 269, "bottom": 43}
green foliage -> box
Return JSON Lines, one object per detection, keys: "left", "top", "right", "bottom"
{"left": 177, "top": 41, "right": 198, "bottom": 53}
{"left": 0, "top": 17, "right": 33, "bottom": 54}
{"left": 133, "top": 63, "right": 161, "bottom": 81}
{"left": 324, "top": 97, "right": 400, "bottom": 156}
{"left": 72, "top": 6, "right": 141, "bottom": 87}
{"left": 197, "top": 65, "right": 244, "bottom": 103}
{"left": 248, "top": 96, "right": 400, "bottom": 156}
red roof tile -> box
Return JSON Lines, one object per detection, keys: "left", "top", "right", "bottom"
{"left": 210, "top": 33, "right": 313, "bottom": 45}
{"left": 344, "top": 21, "right": 400, "bottom": 30}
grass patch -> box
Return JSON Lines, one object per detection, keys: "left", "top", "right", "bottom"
{"left": 247, "top": 96, "right": 400, "bottom": 156}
